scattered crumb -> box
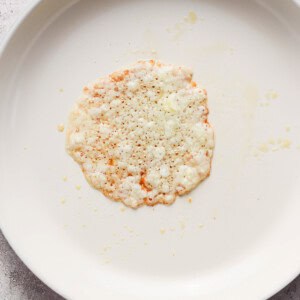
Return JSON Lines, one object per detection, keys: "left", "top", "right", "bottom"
{"left": 144, "top": 242, "right": 148, "bottom": 246}
{"left": 93, "top": 208, "right": 98, "bottom": 213}
{"left": 285, "top": 126, "right": 291, "bottom": 132}
{"left": 179, "top": 221, "right": 186, "bottom": 230}
{"left": 104, "top": 259, "right": 111, "bottom": 264}
{"left": 258, "top": 143, "right": 269, "bottom": 153}
{"left": 212, "top": 216, "right": 217, "bottom": 220}
{"left": 23, "top": 147, "right": 28, "bottom": 150}
{"left": 75, "top": 184, "right": 82, "bottom": 190}
{"left": 124, "top": 225, "right": 134, "bottom": 233}
{"left": 160, "top": 228, "right": 166, "bottom": 234}
{"left": 254, "top": 136, "right": 293, "bottom": 155}
{"left": 60, "top": 197, "right": 66, "bottom": 204}
{"left": 62, "top": 176, "right": 68, "bottom": 182}
{"left": 81, "top": 224, "right": 86, "bottom": 229}
{"left": 268, "top": 139, "right": 275, "bottom": 145}
{"left": 198, "top": 223, "right": 204, "bottom": 229}
{"left": 168, "top": 11, "right": 199, "bottom": 40}
{"left": 253, "top": 152, "right": 259, "bottom": 157}
{"left": 171, "top": 251, "right": 176, "bottom": 257}
{"left": 187, "top": 197, "right": 192, "bottom": 203}
{"left": 119, "top": 205, "right": 126, "bottom": 212}
{"left": 57, "top": 123, "right": 65, "bottom": 132}
{"left": 170, "top": 227, "right": 175, "bottom": 232}
{"left": 184, "top": 11, "right": 197, "bottom": 24}
{"left": 265, "top": 90, "right": 278, "bottom": 100}
{"left": 281, "top": 139, "right": 291, "bottom": 149}
{"left": 103, "top": 246, "right": 111, "bottom": 252}
{"left": 59, "top": 88, "right": 64, "bottom": 93}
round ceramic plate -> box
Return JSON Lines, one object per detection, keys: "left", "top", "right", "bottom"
{"left": 0, "top": 0, "right": 300, "bottom": 299}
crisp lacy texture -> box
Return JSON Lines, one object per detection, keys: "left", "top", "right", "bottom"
{"left": 66, "top": 60, "right": 214, "bottom": 207}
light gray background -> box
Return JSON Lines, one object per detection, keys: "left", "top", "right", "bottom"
{"left": 0, "top": 1, "right": 299, "bottom": 299}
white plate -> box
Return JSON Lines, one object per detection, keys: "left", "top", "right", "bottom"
{"left": 0, "top": 0, "right": 300, "bottom": 299}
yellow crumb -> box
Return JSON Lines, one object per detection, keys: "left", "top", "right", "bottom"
{"left": 144, "top": 242, "right": 148, "bottom": 246}
{"left": 75, "top": 185, "right": 81, "bottom": 190}
{"left": 59, "top": 88, "right": 64, "bottom": 93}
{"left": 103, "top": 246, "right": 111, "bottom": 252}
{"left": 258, "top": 143, "right": 269, "bottom": 153}
{"left": 285, "top": 126, "right": 291, "bottom": 132}
{"left": 253, "top": 152, "right": 259, "bottom": 157}
{"left": 170, "top": 227, "right": 175, "bottom": 232}
{"left": 23, "top": 147, "right": 28, "bottom": 150}
{"left": 281, "top": 139, "right": 291, "bottom": 149}
{"left": 198, "top": 223, "right": 204, "bottom": 229}
{"left": 57, "top": 123, "right": 65, "bottom": 132}
{"left": 119, "top": 205, "right": 126, "bottom": 212}
{"left": 81, "top": 224, "right": 86, "bottom": 228}
{"left": 160, "top": 228, "right": 166, "bottom": 234}
{"left": 265, "top": 91, "right": 278, "bottom": 100}
{"left": 179, "top": 221, "right": 186, "bottom": 230}
{"left": 185, "top": 11, "right": 198, "bottom": 24}
{"left": 268, "top": 139, "right": 275, "bottom": 145}
{"left": 60, "top": 197, "right": 66, "bottom": 204}
{"left": 93, "top": 208, "right": 98, "bottom": 212}
{"left": 187, "top": 197, "right": 192, "bottom": 203}
{"left": 62, "top": 176, "right": 68, "bottom": 182}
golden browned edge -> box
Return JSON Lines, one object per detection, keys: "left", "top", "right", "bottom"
{"left": 65, "top": 62, "right": 214, "bottom": 208}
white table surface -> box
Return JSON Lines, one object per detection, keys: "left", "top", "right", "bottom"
{"left": 0, "top": 1, "right": 299, "bottom": 299}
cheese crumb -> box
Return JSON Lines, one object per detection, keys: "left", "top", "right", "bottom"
{"left": 258, "top": 143, "right": 269, "bottom": 153}
{"left": 57, "top": 123, "right": 65, "bottom": 132}
{"left": 281, "top": 139, "right": 291, "bottom": 149}
{"left": 119, "top": 205, "right": 126, "bottom": 212}
{"left": 160, "top": 228, "right": 166, "bottom": 234}
{"left": 75, "top": 185, "right": 82, "bottom": 190}
{"left": 185, "top": 11, "right": 198, "bottom": 24}
{"left": 265, "top": 90, "right": 278, "bottom": 100}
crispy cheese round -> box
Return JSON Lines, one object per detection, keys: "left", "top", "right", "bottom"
{"left": 66, "top": 60, "right": 214, "bottom": 208}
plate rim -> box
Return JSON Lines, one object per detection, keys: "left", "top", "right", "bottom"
{"left": 0, "top": 0, "right": 299, "bottom": 299}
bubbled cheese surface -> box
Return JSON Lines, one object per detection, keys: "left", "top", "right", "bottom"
{"left": 66, "top": 60, "right": 214, "bottom": 208}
